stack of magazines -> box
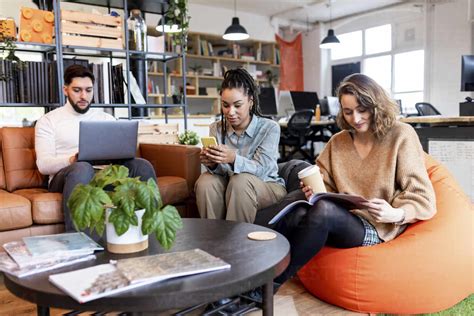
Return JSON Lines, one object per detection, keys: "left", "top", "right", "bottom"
{"left": 0, "top": 232, "right": 103, "bottom": 278}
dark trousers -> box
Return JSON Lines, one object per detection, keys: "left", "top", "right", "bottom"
{"left": 274, "top": 199, "right": 365, "bottom": 285}
{"left": 49, "top": 158, "right": 156, "bottom": 232}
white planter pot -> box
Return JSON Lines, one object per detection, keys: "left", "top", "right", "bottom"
{"left": 106, "top": 209, "right": 149, "bottom": 254}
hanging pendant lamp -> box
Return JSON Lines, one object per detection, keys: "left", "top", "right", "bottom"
{"left": 223, "top": 0, "right": 249, "bottom": 41}
{"left": 320, "top": 29, "right": 340, "bottom": 49}
{"left": 156, "top": 18, "right": 182, "bottom": 33}
{"left": 320, "top": 1, "right": 340, "bottom": 49}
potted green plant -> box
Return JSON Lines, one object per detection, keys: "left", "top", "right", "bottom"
{"left": 178, "top": 130, "right": 200, "bottom": 145}
{"left": 67, "top": 165, "right": 182, "bottom": 253}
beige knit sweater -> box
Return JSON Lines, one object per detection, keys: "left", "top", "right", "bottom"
{"left": 316, "top": 121, "right": 437, "bottom": 241}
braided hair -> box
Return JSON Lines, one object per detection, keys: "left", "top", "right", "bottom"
{"left": 219, "top": 68, "right": 263, "bottom": 144}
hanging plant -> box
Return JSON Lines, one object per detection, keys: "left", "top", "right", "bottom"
{"left": 163, "top": 0, "right": 191, "bottom": 51}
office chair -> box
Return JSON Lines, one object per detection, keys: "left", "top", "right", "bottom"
{"left": 415, "top": 102, "right": 441, "bottom": 116}
{"left": 279, "top": 110, "right": 315, "bottom": 162}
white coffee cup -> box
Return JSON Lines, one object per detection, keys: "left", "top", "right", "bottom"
{"left": 298, "top": 165, "right": 327, "bottom": 194}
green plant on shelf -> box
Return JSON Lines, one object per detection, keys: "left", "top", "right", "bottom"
{"left": 178, "top": 130, "right": 200, "bottom": 145}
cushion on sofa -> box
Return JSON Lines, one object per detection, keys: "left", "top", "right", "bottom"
{"left": 157, "top": 176, "right": 189, "bottom": 206}
{"left": 0, "top": 191, "right": 32, "bottom": 231}
{"left": 14, "top": 188, "right": 63, "bottom": 224}
{"left": 2, "top": 127, "right": 46, "bottom": 192}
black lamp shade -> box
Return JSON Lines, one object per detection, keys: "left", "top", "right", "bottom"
{"left": 320, "top": 29, "right": 340, "bottom": 49}
{"left": 223, "top": 17, "right": 249, "bottom": 40}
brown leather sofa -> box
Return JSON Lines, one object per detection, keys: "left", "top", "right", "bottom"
{"left": 0, "top": 127, "right": 201, "bottom": 246}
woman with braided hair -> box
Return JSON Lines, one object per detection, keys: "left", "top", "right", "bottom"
{"left": 195, "top": 68, "right": 286, "bottom": 222}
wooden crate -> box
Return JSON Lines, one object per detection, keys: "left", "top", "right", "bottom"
{"left": 0, "top": 18, "right": 16, "bottom": 41}
{"left": 60, "top": 10, "right": 123, "bottom": 49}
{"left": 19, "top": 7, "right": 54, "bottom": 44}
{"left": 138, "top": 123, "right": 179, "bottom": 144}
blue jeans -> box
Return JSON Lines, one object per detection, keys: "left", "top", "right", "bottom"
{"left": 49, "top": 158, "right": 156, "bottom": 233}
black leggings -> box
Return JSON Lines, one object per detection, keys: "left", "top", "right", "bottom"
{"left": 274, "top": 199, "right": 365, "bottom": 285}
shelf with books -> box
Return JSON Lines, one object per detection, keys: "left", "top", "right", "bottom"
{"left": 0, "top": 0, "right": 189, "bottom": 129}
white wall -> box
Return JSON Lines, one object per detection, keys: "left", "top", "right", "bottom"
{"left": 187, "top": 3, "right": 276, "bottom": 42}
{"left": 429, "top": 0, "right": 473, "bottom": 116}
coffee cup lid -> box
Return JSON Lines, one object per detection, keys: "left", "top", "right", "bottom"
{"left": 298, "top": 165, "right": 319, "bottom": 178}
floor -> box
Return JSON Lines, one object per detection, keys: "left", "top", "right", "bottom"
{"left": 0, "top": 274, "right": 365, "bottom": 315}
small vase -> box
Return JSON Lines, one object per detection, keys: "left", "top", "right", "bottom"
{"left": 106, "top": 209, "right": 149, "bottom": 254}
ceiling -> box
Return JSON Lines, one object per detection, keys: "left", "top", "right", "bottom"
{"left": 189, "top": 0, "right": 412, "bottom": 24}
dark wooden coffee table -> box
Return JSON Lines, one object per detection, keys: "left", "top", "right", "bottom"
{"left": 4, "top": 218, "right": 290, "bottom": 315}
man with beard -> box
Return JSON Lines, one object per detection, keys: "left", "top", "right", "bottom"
{"left": 35, "top": 64, "right": 156, "bottom": 232}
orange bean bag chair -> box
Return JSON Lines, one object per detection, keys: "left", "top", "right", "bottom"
{"left": 297, "top": 154, "right": 473, "bottom": 314}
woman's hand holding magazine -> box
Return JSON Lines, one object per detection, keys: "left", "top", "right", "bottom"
{"left": 268, "top": 190, "right": 369, "bottom": 225}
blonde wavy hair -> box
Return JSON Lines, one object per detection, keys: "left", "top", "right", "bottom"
{"left": 335, "top": 73, "right": 399, "bottom": 139}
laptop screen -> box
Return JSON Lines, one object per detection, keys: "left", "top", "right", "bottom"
{"left": 78, "top": 121, "right": 138, "bottom": 162}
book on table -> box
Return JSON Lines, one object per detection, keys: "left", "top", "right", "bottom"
{"left": 268, "top": 192, "right": 369, "bottom": 224}
{"left": 49, "top": 248, "right": 231, "bottom": 303}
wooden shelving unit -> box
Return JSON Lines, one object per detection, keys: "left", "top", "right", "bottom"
{"left": 147, "top": 31, "right": 280, "bottom": 115}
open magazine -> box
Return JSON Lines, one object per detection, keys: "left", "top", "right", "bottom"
{"left": 49, "top": 248, "right": 231, "bottom": 303}
{"left": 268, "top": 192, "right": 369, "bottom": 225}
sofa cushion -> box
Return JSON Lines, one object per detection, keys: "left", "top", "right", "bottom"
{"left": 2, "top": 127, "right": 46, "bottom": 192}
{"left": 0, "top": 190, "right": 33, "bottom": 231}
{"left": 14, "top": 188, "right": 63, "bottom": 224}
{"left": 157, "top": 176, "right": 189, "bottom": 206}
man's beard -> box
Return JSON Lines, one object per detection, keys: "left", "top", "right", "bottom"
{"left": 68, "top": 96, "right": 91, "bottom": 114}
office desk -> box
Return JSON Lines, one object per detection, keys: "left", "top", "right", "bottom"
{"left": 400, "top": 116, "right": 474, "bottom": 126}
{"left": 278, "top": 118, "right": 336, "bottom": 128}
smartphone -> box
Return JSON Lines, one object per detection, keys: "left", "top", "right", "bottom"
{"left": 201, "top": 136, "right": 218, "bottom": 148}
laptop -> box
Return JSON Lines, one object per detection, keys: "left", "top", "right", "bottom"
{"left": 78, "top": 121, "right": 138, "bottom": 163}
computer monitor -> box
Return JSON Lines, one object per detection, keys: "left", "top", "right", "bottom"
{"left": 319, "top": 98, "right": 329, "bottom": 116}
{"left": 326, "top": 96, "right": 340, "bottom": 116}
{"left": 277, "top": 90, "right": 295, "bottom": 117}
{"left": 258, "top": 87, "right": 278, "bottom": 116}
{"left": 290, "top": 91, "right": 320, "bottom": 112}
{"left": 461, "top": 55, "right": 474, "bottom": 91}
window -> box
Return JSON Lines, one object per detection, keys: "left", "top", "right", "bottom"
{"left": 394, "top": 50, "right": 424, "bottom": 92}
{"left": 394, "top": 50, "right": 424, "bottom": 113}
{"left": 330, "top": 31, "right": 362, "bottom": 60}
{"left": 364, "top": 55, "right": 392, "bottom": 92}
{"left": 365, "top": 24, "right": 391, "bottom": 55}
{"left": 329, "top": 24, "right": 424, "bottom": 114}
